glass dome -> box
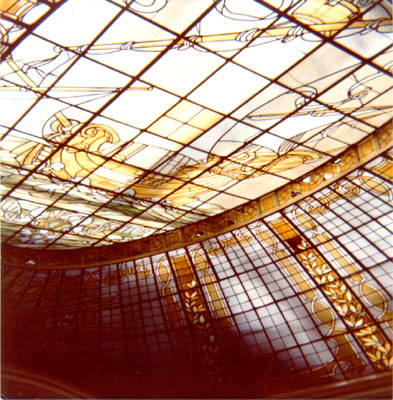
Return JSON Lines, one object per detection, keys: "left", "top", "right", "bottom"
{"left": 1, "top": 0, "right": 392, "bottom": 398}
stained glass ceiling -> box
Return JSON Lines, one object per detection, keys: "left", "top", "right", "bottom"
{"left": 0, "top": 0, "right": 392, "bottom": 249}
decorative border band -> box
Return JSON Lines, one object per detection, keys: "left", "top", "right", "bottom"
{"left": 2, "top": 120, "right": 391, "bottom": 269}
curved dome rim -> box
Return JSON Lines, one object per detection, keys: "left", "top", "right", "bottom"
{"left": 2, "top": 120, "right": 391, "bottom": 269}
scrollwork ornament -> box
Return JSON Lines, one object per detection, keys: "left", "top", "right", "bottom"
{"left": 362, "top": 19, "right": 391, "bottom": 35}
{"left": 176, "top": 35, "right": 205, "bottom": 51}
{"left": 102, "top": 262, "right": 151, "bottom": 285}
{"left": 278, "top": 186, "right": 295, "bottom": 204}
{"left": 127, "top": 0, "right": 168, "bottom": 14}
{"left": 130, "top": 262, "right": 151, "bottom": 278}
{"left": 244, "top": 203, "right": 258, "bottom": 218}
{"left": 355, "top": 173, "right": 393, "bottom": 201}
{"left": 205, "top": 242, "right": 222, "bottom": 257}
{"left": 102, "top": 266, "right": 123, "bottom": 286}
{"left": 333, "top": 181, "right": 360, "bottom": 198}
{"left": 254, "top": 225, "right": 278, "bottom": 253}
{"left": 309, "top": 172, "right": 326, "bottom": 186}
{"left": 235, "top": 27, "right": 260, "bottom": 42}
{"left": 356, "top": 0, "right": 373, "bottom": 7}
{"left": 282, "top": 25, "right": 305, "bottom": 42}
{"left": 234, "top": 229, "right": 254, "bottom": 246}
{"left": 340, "top": 150, "right": 357, "bottom": 171}
{"left": 298, "top": 197, "right": 329, "bottom": 216}
{"left": 0, "top": 198, "right": 22, "bottom": 221}
{"left": 377, "top": 126, "right": 392, "bottom": 148}
{"left": 290, "top": 206, "right": 320, "bottom": 238}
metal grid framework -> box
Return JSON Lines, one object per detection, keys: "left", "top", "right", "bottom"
{"left": 0, "top": 0, "right": 392, "bottom": 249}
{"left": 2, "top": 151, "right": 392, "bottom": 387}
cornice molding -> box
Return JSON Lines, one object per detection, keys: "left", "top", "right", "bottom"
{"left": 2, "top": 120, "right": 391, "bottom": 269}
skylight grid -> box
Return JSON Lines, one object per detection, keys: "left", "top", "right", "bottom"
{"left": 1, "top": 0, "right": 392, "bottom": 248}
